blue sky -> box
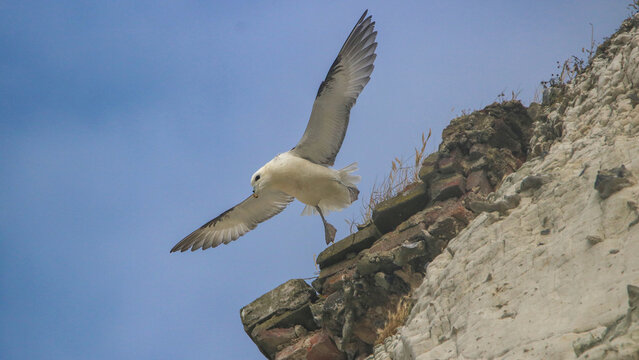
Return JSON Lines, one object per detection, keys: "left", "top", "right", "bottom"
{"left": 0, "top": 1, "right": 629, "bottom": 359}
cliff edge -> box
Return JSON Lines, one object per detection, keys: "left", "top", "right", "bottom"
{"left": 372, "top": 13, "right": 639, "bottom": 360}
{"left": 240, "top": 13, "right": 639, "bottom": 360}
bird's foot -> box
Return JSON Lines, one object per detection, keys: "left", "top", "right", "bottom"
{"left": 324, "top": 222, "right": 337, "bottom": 245}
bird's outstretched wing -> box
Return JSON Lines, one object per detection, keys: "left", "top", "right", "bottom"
{"left": 290, "top": 10, "right": 377, "bottom": 166}
{"left": 171, "top": 190, "right": 293, "bottom": 252}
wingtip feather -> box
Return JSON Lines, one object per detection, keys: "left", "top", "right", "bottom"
{"left": 359, "top": 10, "right": 368, "bottom": 23}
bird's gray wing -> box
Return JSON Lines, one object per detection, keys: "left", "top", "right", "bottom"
{"left": 289, "top": 10, "right": 377, "bottom": 166}
{"left": 171, "top": 190, "right": 293, "bottom": 252}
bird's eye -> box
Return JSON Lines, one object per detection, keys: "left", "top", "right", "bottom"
{"left": 254, "top": 175, "right": 261, "bottom": 181}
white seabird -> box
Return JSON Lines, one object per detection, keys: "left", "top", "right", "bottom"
{"left": 171, "top": 11, "right": 377, "bottom": 252}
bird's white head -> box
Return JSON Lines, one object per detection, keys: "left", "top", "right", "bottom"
{"left": 250, "top": 166, "right": 267, "bottom": 198}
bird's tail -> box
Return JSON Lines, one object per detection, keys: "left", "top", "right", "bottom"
{"left": 338, "top": 162, "right": 360, "bottom": 202}
{"left": 300, "top": 162, "right": 361, "bottom": 216}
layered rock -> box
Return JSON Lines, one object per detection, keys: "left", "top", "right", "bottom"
{"left": 241, "top": 99, "right": 536, "bottom": 359}
{"left": 241, "top": 12, "right": 639, "bottom": 360}
{"left": 240, "top": 279, "right": 319, "bottom": 358}
{"left": 370, "top": 13, "right": 639, "bottom": 360}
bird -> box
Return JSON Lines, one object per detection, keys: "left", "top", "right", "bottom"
{"left": 171, "top": 11, "right": 377, "bottom": 252}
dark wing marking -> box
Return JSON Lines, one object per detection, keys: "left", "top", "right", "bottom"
{"left": 171, "top": 190, "right": 293, "bottom": 252}
{"left": 289, "top": 10, "right": 377, "bottom": 166}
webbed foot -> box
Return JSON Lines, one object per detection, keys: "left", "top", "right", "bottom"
{"left": 324, "top": 222, "right": 337, "bottom": 244}
{"left": 316, "top": 206, "right": 337, "bottom": 245}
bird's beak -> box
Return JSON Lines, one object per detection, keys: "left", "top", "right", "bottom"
{"left": 252, "top": 190, "right": 258, "bottom": 198}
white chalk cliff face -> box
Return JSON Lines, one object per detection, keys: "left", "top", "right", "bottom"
{"left": 372, "top": 15, "right": 639, "bottom": 360}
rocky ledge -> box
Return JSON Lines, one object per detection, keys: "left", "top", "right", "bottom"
{"left": 241, "top": 12, "right": 639, "bottom": 360}
{"left": 240, "top": 99, "right": 538, "bottom": 359}
{"left": 370, "top": 13, "right": 639, "bottom": 360}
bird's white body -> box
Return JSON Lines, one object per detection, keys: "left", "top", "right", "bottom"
{"left": 172, "top": 11, "right": 376, "bottom": 251}
{"left": 254, "top": 152, "right": 360, "bottom": 216}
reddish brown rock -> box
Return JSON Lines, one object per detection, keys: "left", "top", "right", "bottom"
{"left": 367, "top": 223, "right": 430, "bottom": 255}
{"left": 439, "top": 200, "right": 475, "bottom": 225}
{"left": 429, "top": 173, "right": 466, "bottom": 202}
{"left": 316, "top": 255, "right": 358, "bottom": 295}
{"left": 253, "top": 327, "right": 300, "bottom": 358}
{"left": 428, "top": 218, "right": 459, "bottom": 242}
{"left": 250, "top": 304, "right": 318, "bottom": 342}
{"left": 318, "top": 257, "right": 358, "bottom": 282}
{"left": 316, "top": 224, "right": 381, "bottom": 269}
{"left": 437, "top": 152, "right": 464, "bottom": 175}
{"left": 405, "top": 202, "right": 449, "bottom": 229}
{"left": 471, "top": 148, "right": 520, "bottom": 187}
{"left": 243, "top": 101, "right": 538, "bottom": 360}
{"left": 428, "top": 201, "right": 474, "bottom": 241}
{"left": 357, "top": 221, "right": 440, "bottom": 276}
{"left": 306, "top": 331, "right": 345, "bottom": 360}
{"left": 276, "top": 330, "right": 345, "bottom": 360}
{"left": 275, "top": 337, "right": 307, "bottom": 360}
{"left": 466, "top": 170, "right": 493, "bottom": 194}
{"left": 241, "top": 279, "right": 317, "bottom": 334}
{"left": 352, "top": 317, "right": 379, "bottom": 345}
{"left": 418, "top": 152, "right": 440, "bottom": 184}
{"left": 372, "top": 183, "right": 430, "bottom": 234}
{"left": 321, "top": 267, "right": 356, "bottom": 295}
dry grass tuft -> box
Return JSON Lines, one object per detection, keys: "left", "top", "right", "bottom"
{"left": 541, "top": 23, "right": 597, "bottom": 89}
{"left": 495, "top": 88, "right": 522, "bottom": 103}
{"left": 375, "top": 296, "right": 413, "bottom": 345}
{"left": 351, "top": 130, "right": 431, "bottom": 228}
{"left": 450, "top": 106, "right": 474, "bottom": 117}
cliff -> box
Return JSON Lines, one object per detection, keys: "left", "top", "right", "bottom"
{"left": 240, "top": 13, "right": 639, "bottom": 360}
